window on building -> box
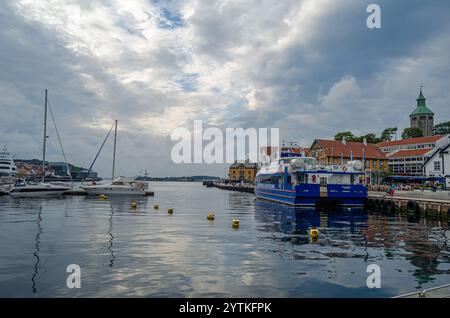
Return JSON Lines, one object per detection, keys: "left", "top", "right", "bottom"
{"left": 434, "top": 161, "right": 441, "bottom": 172}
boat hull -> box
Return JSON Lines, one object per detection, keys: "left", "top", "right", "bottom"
{"left": 9, "top": 189, "right": 68, "bottom": 197}
{"left": 255, "top": 184, "right": 367, "bottom": 207}
{"left": 81, "top": 187, "right": 146, "bottom": 196}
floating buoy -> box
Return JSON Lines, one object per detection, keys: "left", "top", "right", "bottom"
{"left": 309, "top": 228, "right": 319, "bottom": 238}
{"left": 131, "top": 201, "right": 137, "bottom": 208}
{"left": 207, "top": 212, "right": 215, "bottom": 221}
{"left": 168, "top": 208, "right": 173, "bottom": 214}
{"left": 153, "top": 204, "right": 159, "bottom": 209}
{"left": 99, "top": 194, "right": 107, "bottom": 200}
{"left": 232, "top": 218, "right": 240, "bottom": 228}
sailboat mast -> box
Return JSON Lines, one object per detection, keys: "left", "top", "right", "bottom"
{"left": 42, "top": 89, "right": 48, "bottom": 182}
{"left": 112, "top": 120, "right": 118, "bottom": 180}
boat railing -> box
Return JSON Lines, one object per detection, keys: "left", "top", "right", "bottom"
{"left": 393, "top": 283, "right": 450, "bottom": 298}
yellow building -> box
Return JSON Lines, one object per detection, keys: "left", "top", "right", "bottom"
{"left": 229, "top": 160, "right": 259, "bottom": 183}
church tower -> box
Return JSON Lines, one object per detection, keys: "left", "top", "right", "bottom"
{"left": 410, "top": 87, "right": 434, "bottom": 137}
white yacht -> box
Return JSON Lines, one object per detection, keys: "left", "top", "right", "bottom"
{"left": 0, "top": 146, "right": 17, "bottom": 177}
{"left": 9, "top": 177, "right": 69, "bottom": 197}
{"left": 81, "top": 177, "right": 148, "bottom": 196}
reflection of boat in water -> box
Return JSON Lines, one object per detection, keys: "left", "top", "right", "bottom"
{"left": 255, "top": 146, "right": 367, "bottom": 207}
{"left": 254, "top": 200, "right": 367, "bottom": 236}
{"left": 82, "top": 177, "right": 148, "bottom": 196}
{"left": 9, "top": 177, "right": 69, "bottom": 197}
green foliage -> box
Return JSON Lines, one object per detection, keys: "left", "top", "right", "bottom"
{"left": 380, "top": 127, "right": 397, "bottom": 142}
{"left": 433, "top": 121, "right": 450, "bottom": 135}
{"left": 334, "top": 131, "right": 356, "bottom": 141}
{"left": 333, "top": 127, "right": 398, "bottom": 144}
{"left": 401, "top": 127, "right": 423, "bottom": 139}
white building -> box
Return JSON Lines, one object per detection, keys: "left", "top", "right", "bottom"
{"left": 377, "top": 135, "right": 450, "bottom": 176}
{"left": 422, "top": 142, "right": 450, "bottom": 186}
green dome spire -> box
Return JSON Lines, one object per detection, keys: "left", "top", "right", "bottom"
{"left": 410, "top": 87, "right": 434, "bottom": 117}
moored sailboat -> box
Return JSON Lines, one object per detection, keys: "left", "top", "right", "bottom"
{"left": 81, "top": 120, "right": 149, "bottom": 196}
{"left": 9, "top": 89, "right": 69, "bottom": 197}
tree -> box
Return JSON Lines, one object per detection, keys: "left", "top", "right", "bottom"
{"left": 334, "top": 131, "right": 356, "bottom": 141}
{"left": 380, "top": 127, "right": 398, "bottom": 142}
{"left": 433, "top": 121, "right": 450, "bottom": 135}
{"left": 401, "top": 127, "right": 423, "bottom": 139}
{"left": 360, "top": 133, "right": 379, "bottom": 144}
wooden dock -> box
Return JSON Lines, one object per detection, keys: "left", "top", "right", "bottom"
{"left": 211, "top": 183, "right": 255, "bottom": 193}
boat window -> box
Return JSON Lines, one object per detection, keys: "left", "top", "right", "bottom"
{"left": 350, "top": 174, "right": 355, "bottom": 185}
{"left": 287, "top": 175, "right": 291, "bottom": 184}
{"left": 256, "top": 175, "right": 280, "bottom": 185}
{"left": 320, "top": 177, "right": 327, "bottom": 186}
{"left": 14, "top": 180, "right": 26, "bottom": 187}
{"left": 296, "top": 172, "right": 308, "bottom": 184}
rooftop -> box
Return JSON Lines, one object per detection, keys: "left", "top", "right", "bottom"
{"left": 410, "top": 88, "right": 434, "bottom": 117}
{"left": 386, "top": 148, "right": 433, "bottom": 158}
{"left": 377, "top": 135, "right": 443, "bottom": 148}
{"left": 313, "top": 139, "right": 387, "bottom": 159}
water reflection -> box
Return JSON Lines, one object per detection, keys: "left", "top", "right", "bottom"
{"left": 32, "top": 204, "right": 42, "bottom": 294}
{"left": 1, "top": 183, "right": 449, "bottom": 297}
{"left": 107, "top": 203, "right": 115, "bottom": 267}
{"left": 254, "top": 198, "right": 450, "bottom": 289}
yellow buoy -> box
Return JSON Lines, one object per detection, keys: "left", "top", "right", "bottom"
{"left": 207, "top": 212, "right": 215, "bottom": 221}
{"left": 131, "top": 202, "right": 137, "bottom": 208}
{"left": 309, "top": 228, "right": 319, "bottom": 238}
{"left": 99, "top": 194, "right": 107, "bottom": 200}
{"left": 168, "top": 208, "right": 173, "bottom": 214}
{"left": 153, "top": 204, "right": 159, "bottom": 209}
{"left": 232, "top": 218, "right": 240, "bottom": 229}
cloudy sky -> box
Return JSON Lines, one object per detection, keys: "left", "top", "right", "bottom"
{"left": 1, "top": 0, "right": 449, "bottom": 177}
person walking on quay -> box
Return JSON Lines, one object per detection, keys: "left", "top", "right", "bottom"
{"left": 389, "top": 182, "right": 396, "bottom": 196}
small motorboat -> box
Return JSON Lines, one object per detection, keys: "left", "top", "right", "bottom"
{"left": 81, "top": 177, "right": 148, "bottom": 196}
{"left": 9, "top": 177, "right": 69, "bottom": 197}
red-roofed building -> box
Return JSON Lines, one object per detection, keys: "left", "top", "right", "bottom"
{"left": 377, "top": 135, "right": 450, "bottom": 176}
{"left": 309, "top": 139, "right": 388, "bottom": 172}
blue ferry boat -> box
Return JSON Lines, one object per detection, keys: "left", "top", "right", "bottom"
{"left": 255, "top": 149, "right": 368, "bottom": 207}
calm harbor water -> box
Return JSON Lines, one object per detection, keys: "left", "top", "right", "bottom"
{"left": 0, "top": 181, "right": 449, "bottom": 297}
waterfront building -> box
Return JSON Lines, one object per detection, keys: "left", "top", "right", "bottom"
{"left": 309, "top": 139, "right": 388, "bottom": 171}
{"left": 377, "top": 135, "right": 450, "bottom": 176}
{"left": 422, "top": 142, "right": 450, "bottom": 186}
{"left": 410, "top": 88, "right": 434, "bottom": 137}
{"left": 229, "top": 159, "right": 259, "bottom": 183}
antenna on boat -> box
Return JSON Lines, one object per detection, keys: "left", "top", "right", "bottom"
{"left": 42, "top": 89, "right": 48, "bottom": 183}
{"left": 112, "top": 120, "right": 118, "bottom": 180}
